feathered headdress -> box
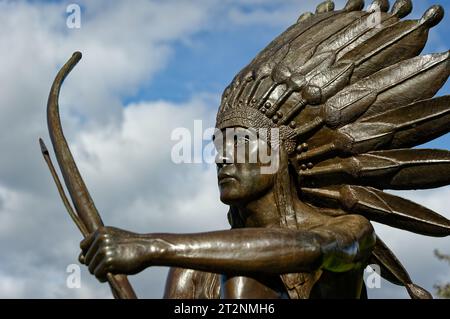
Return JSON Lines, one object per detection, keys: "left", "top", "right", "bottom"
{"left": 216, "top": 0, "right": 450, "bottom": 299}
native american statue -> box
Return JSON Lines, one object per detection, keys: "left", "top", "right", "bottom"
{"left": 41, "top": 0, "right": 450, "bottom": 299}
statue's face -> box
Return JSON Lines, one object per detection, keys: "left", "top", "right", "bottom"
{"left": 214, "top": 127, "right": 277, "bottom": 206}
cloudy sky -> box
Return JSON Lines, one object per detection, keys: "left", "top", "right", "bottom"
{"left": 0, "top": 0, "right": 448, "bottom": 299}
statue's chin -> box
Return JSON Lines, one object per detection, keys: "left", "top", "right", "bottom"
{"left": 219, "top": 189, "right": 246, "bottom": 206}
{"left": 219, "top": 194, "right": 242, "bottom": 206}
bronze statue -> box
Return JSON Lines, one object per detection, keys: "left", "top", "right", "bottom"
{"left": 41, "top": 0, "right": 450, "bottom": 299}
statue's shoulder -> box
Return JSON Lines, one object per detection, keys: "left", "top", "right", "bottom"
{"left": 294, "top": 207, "right": 374, "bottom": 241}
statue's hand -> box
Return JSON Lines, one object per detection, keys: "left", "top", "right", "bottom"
{"left": 79, "top": 226, "right": 148, "bottom": 282}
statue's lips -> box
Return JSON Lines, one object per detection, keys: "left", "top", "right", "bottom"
{"left": 218, "top": 173, "right": 237, "bottom": 185}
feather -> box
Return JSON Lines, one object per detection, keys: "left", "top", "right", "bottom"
{"left": 360, "top": 51, "right": 449, "bottom": 118}
{"left": 390, "top": 0, "right": 413, "bottom": 18}
{"left": 283, "top": 11, "right": 366, "bottom": 71}
{"left": 269, "top": 60, "right": 358, "bottom": 131}
{"left": 241, "top": 46, "right": 291, "bottom": 107}
{"left": 341, "top": 6, "right": 445, "bottom": 81}
{"left": 242, "top": 9, "right": 377, "bottom": 110}
{"left": 241, "top": 10, "right": 357, "bottom": 107}
{"left": 322, "top": 86, "right": 378, "bottom": 128}
{"left": 300, "top": 149, "right": 450, "bottom": 190}
{"left": 316, "top": 1, "right": 335, "bottom": 14}
{"left": 370, "top": 238, "right": 404, "bottom": 286}
{"left": 248, "top": 11, "right": 344, "bottom": 77}
{"left": 321, "top": 52, "right": 449, "bottom": 124}
{"left": 371, "top": 237, "right": 433, "bottom": 298}
{"left": 303, "top": 62, "right": 356, "bottom": 105}
{"left": 301, "top": 185, "right": 450, "bottom": 237}
{"left": 347, "top": 96, "right": 450, "bottom": 150}
{"left": 336, "top": 15, "right": 399, "bottom": 60}
{"left": 345, "top": 0, "right": 365, "bottom": 12}
{"left": 255, "top": 51, "right": 340, "bottom": 114}
{"left": 297, "top": 96, "right": 450, "bottom": 162}
{"left": 368, "top": 0, "right": 390, "bottom": 13}
{"left": 234, "top": 9, "right": 346, "bottom": 101}
{"left": 298, "top": 12, "right": 314, "bottom": 23}
{"left": 315, "top": 12, "right": 396, "bottom": 56}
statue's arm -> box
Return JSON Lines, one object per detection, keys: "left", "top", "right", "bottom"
{"left": 80, "top": 215, "right": 375, "bottom": 281}
{"left": 151, "top": 215, "right": 375, "bottom": 273}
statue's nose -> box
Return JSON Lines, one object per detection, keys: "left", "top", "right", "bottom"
{"left": 215, "top": 144, "right": 234, "bottom": 166}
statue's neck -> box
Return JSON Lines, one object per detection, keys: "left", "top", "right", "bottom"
{"left": 237, "top": 190, "right": 281, "bottom": 228}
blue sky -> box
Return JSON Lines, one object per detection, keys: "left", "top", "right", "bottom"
{"left": 123, "top": 22, "right": 285, "bottom": 103}
{"left": 121, "top": 0, "right": 450, "bottom": 148}
{"left": 126, "top": 3, "right": 450, "bottom": 100}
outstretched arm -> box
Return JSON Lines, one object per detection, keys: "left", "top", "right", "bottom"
{"left": 80, "top": 215, "right": 375, "bottom": 282}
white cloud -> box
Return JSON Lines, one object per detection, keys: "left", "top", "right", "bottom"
{"left": 0, "top": 0, "right": 216, "bottom": 197}
{"left": 71, "top": 95, "right": 229, "bottom": 233}
{"left": 0, "top": 0, "right": 227, "bottom": 299}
